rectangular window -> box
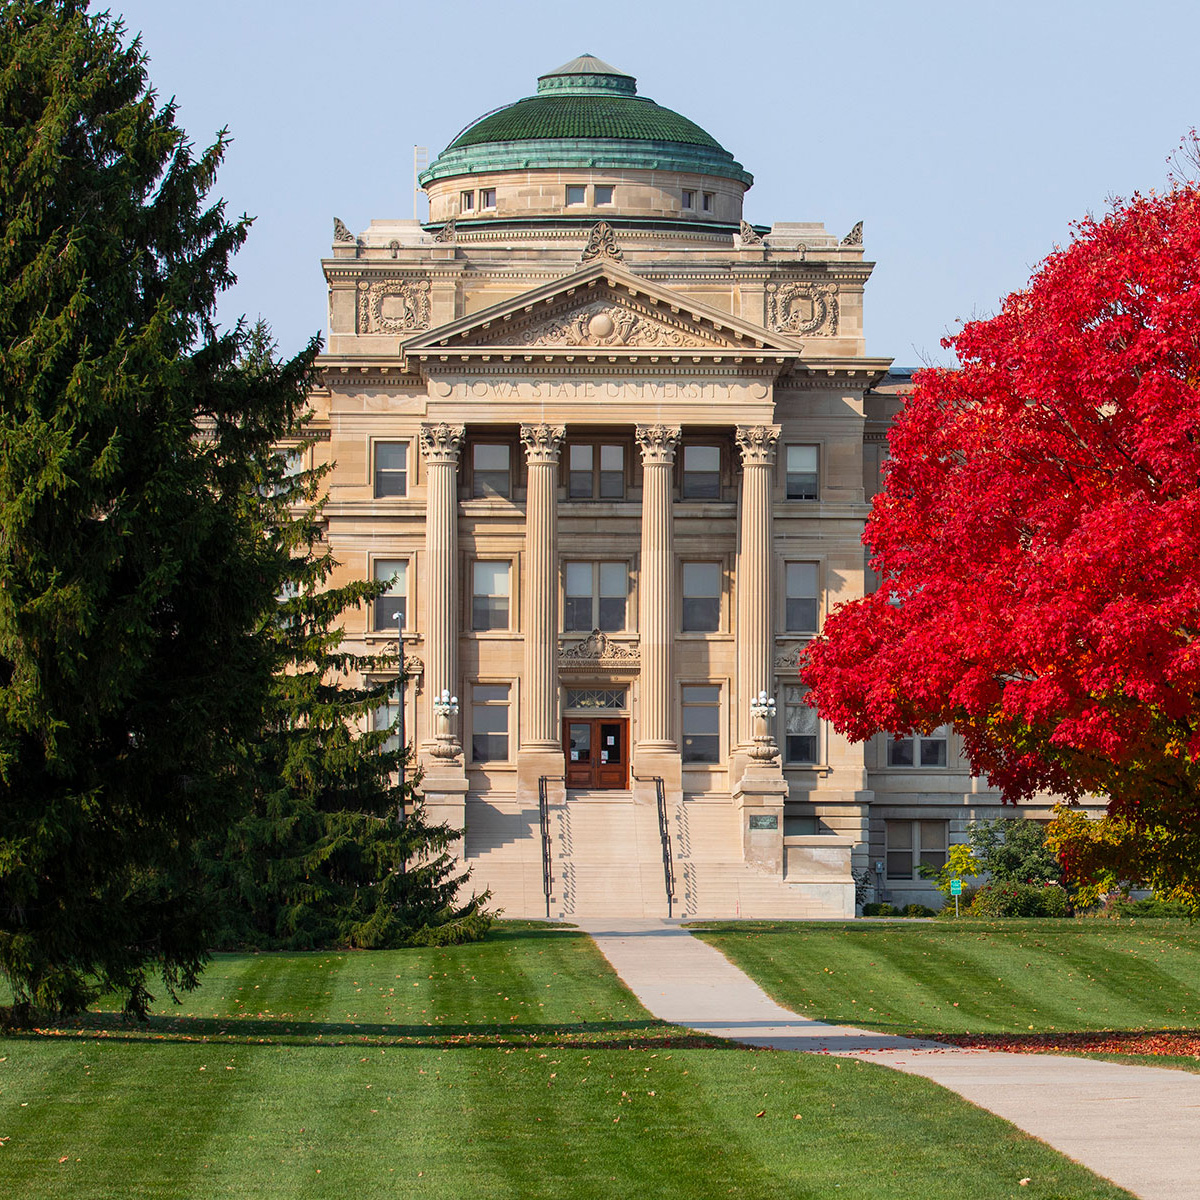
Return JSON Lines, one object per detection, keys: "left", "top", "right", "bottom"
{"left": 682, "top": 562, "right": 721, "bottom": 632}
{"left": 472, "top": 684, "right": 510, "bottom": 762}
{"left": 564, "top": 562, "right": 628, "bottom": 632}
{"left": 786, "top": 445, "right": 818, "bottom": 500}
{"left": 472, "top": 443, "right": 511, "bottom": 499}
{"left": 472, "top": 561, "right": 510, "bottom": 631}
{"left": 566, "top": 184, "right": 586, "bottom": 206}
{"left": 785, "top": 562, "right": 819, "bottom": 632}
{"left": 480, "top": 187, "right": 497, "bottom": 208}
{"left": 783, "top": 685, "right": 818, "bottom": 764}
{"left": 886, "top": 819, "right": 948, "bottom": 880}
{"left": 887, "top": 727, "right": 950, "bottom": 768}
{"left": 460, "top": 190, "right": 475, "bottom": 212}
{"left": 681, "top": 444, "right": 721, "bottom": 499}
{"left": 681, "top": 189, "right": 695, "bottom": 210}
{"left": 594, "top": 184, "right": 614, "bottom": 205}
{"left": 373, "top": 559, "right": 407, "bottom": 631}
{"left": 702, "top": 192, "right": 714, "bottom": 212}
{"left": 372, "top": 689, "right": 401, "bottom": 754}
{"left": 374, "top": 441, "right": 408, "bottom": 498}
{"left": 567, "top": 443, "right": 625, "bottom": 499}
{"left": 682, "top": 685, "right": 721, "bottom": 764}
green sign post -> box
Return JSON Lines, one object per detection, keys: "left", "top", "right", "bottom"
{"left": 950, "top": 877, "right": 963, "bottom": 916}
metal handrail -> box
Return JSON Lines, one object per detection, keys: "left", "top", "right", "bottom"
{"left": 537, "top": 776, "right": 561, "bottom": 919}
{"left": 635, "top": 773, "right": 675, "bottom": 918}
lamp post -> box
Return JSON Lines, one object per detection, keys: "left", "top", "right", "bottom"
{"left": 431, "top": 688, "right": 460, "bottom": 760}
{"left": 397, "top": 621, "right": 406, "bottom": 813}
{"left": 748, "top": 690, "right": 779, "bottom": 762}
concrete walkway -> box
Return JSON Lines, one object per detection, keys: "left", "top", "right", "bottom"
{"left": 578, "top": 918, "right": 1200, "bottom": 1200}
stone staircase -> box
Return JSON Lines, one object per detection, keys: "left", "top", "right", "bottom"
{"left": 462, "top": 790, "right": 852, "bottom": 920}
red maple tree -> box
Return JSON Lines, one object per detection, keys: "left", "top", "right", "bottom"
{"left": 801, "top": 179, "right": 1200, "bottom": 903}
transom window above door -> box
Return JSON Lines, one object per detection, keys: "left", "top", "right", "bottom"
{"left": 567, "top": 443, "right": 625, "bottom": 499}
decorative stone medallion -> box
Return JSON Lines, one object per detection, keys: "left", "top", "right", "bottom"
{"left": 357, "top": 279, "right": 431, "bottom": 334}
{"left": 767, "top": 281, "right": 840, "bottom": 336}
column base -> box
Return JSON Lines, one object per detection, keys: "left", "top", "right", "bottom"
{"left": 417, "top": 769, "right": 470, "bottom": 865}
{"left": 517, "top": 747, "right": 566, "bottom": 801}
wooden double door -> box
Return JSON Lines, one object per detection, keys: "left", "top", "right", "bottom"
{"left": 563, "top": 717, "right": 629, "bottom": 789}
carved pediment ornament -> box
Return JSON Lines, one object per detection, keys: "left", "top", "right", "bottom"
{"left": 767, "top": 281, "right": 839, "bottom": 337}
{"left": 736, "top": 425, "right": 781, "bottom": 466}
{"left": 635, "top": 424, "right": 682, "bottom": 465}
{"left": 559, "top": 630, "right": 640, "bottom": 664}
{"left": 841, "top": 220, "right": 864, "bottom": 246}
{"left": 520, "top": 423, "right": 566, "bottom": 464}
{"left": 492, "top": 299, "right": 708, "bottom": 350}
{"left": 357, "top": 279, "right": 431, "bottom": 334}
{"left": 333, "top": 217, "right": 355, "bottom": 243}
{"left": 739, "top": 220, "right": 764, "bottom": 247}
{"left": 580, "top": 221, "right": 623, "bottom": 263}
{"left": 433, "top": 218, "right": 456, "bottom": 243}
{"left": 419, "top": 422, "right": 465, "bottom": 464}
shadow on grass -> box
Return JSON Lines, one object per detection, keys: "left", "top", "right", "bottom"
{"left": 1, "top": 1010, "right": 736, "bottom": 1051}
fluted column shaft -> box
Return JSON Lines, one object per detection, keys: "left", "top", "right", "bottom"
{"left": 521, "top": 424, "right": 565, "bottom": 747}
{"left": 420, "top": 423, "right": 465, "bottom": 745}
{"left": 636, "top": 425, "right": 681, "bottom": 748}
{"left": 735, "top": 425, "right": 780, "bottom": 746}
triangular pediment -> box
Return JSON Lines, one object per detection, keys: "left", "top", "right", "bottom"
{"left": 401, "top": 261, "right": 801, "bottom": 360}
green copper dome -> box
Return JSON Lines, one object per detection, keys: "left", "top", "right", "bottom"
{"left": 419, "top": 55, "right": 752, "bottom": 188}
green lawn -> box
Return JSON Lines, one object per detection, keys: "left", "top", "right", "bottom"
{"left": 690, "top": 918, "right": 1200, "bottom": 1036}
{"left": 0, "top": 922, "right": 1138, "bottom": 1199}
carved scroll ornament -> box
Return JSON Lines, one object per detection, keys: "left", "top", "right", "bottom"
{"left": 739, "top": 220, "right": 764, "bottom": 246}
{"left": 520, "top": 423, "right": 566, "bottom": 464}
{"left": 559, "top": 630, "right": 640, "bottom": 665}
{"left": 333, "top": 217, "right": 355, "bottom": 243}
{"left": 841, "top": 220, "right": 864, "bottom": 246}
{"left": 736, "top": 425, "right": 781, "bottom": 466}
{"left": 433, "top": 218, "right": 456, "bottom": 243}
{"left": 580, "top": 221, "right": 623, "bottom": 263}
{"left": 494, "top": 300, "right": 704, "bottom": 350}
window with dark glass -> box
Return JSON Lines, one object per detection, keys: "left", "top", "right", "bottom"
{"left": 682, "top": 189, "right": 695, "bottom": 210}
{"left": 567, "top": 443, "right": 624, "bottom": 499}
{"left": 374, "top": 441, "right": 407, "bottom": 498}
{"left": 460, "top": 190, "right": 475, "bottom": 211}
{"left": 681, "top": 445, "right": 721, "bottom": 499}
{"left": 594, "top": 184, "right": 614, "bottom": 205}
{"left": 682, "top": 562, "right": 721, "bottom": 632}
{"left": 682, "top": 685, "right": 721, "bottom": 763}
{"left": 566, "top": 184, "right": 586, "bottom": 206}
{"left": 784, "top": 686, "right": 818, "bottom": 764}
{"left": 785, "top": 562, "right": 819, "bottom": 632}
{"left": 373, "top": 559, "right": 406, "bottom": 630}
{"left": 472, "top": 685, "right": 510, "bottom": 761}
{"left": 885, "top": 819, "right": 948, "bottom": 880}
{"left": 702, "top": 192, "right": 714, "bottom": 212}
{"left": 786, "top": 445, "right": 818, "bottom": 500}
{"left": 372, "top": 686, "right": 401, "bottom": 754}
{"left": 564, "top": 562, "right": 627, "bottom": 632}
{"left": 886, "top": 727, "right": 950, "bottom": 768}
{"left": 472, "top": 561, "right": 510, "bottom": 631}
{"left": 472, "top": 443, "right": 511, "bottom": 499}
{"left": 480, "top": 187, "right": 496, "bottom": 208}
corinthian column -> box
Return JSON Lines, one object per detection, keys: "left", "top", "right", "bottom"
{"left": 636, "top": 424, "right": 681, "bottom": 750}
{"left": 735, "top": 425, "right": 780, "bottom": 748}
{"left": 419, "top": 422, "right": 465, "bottom": 753}
{"left": 520, "top": 424, "right": 565, "bottom": 748}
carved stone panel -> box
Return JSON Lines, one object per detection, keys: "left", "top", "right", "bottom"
{"left": 492, "top": 300, "right": 711, "bottom": 349}
{"left": 767, "top": 282, "right": 840, "bottom": 337}
{"left": 357, "top": 279, "right": 431, "bottom": 334}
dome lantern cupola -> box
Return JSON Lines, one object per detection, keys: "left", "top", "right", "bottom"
{"left": 419, "top": 55, "right": 753, "bottom": 234}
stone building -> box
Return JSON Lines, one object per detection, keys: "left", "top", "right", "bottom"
{"left": 304, "top": 55, "right": 1063, "bottom": 918}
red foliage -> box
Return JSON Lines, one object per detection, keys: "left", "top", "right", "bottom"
{"left": 802, "top": 183, "right": 1200, "bottom": 895}
{"left": 931, "top": 1030, "right": 1200, "bottom": 1059}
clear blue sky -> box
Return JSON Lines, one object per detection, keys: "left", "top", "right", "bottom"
{"left": 110, "top": 0, "right": 1200, "bottom": 367}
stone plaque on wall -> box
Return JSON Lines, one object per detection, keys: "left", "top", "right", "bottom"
{"left": 356, "top": 278, "right": 431, "bottom": 334}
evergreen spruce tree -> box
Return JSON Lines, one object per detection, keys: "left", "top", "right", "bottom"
{"left": 203, "top": 325, "right": 490, "bottom": 951}
{"left": 0, "top": 2, "right": 316, "bottom": 1018}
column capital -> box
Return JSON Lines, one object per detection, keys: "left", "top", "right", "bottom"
{"left": 520, "top": 423, "right": 566, "bottom": 464}
{"left": 736, "top": 424, "right": 780, "bottom": 467}
{"left": 419, "top": 422, "right": 465, "bottom": 465}
{"left": 635, "top": 424, "right": 682, "bottom": 465}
